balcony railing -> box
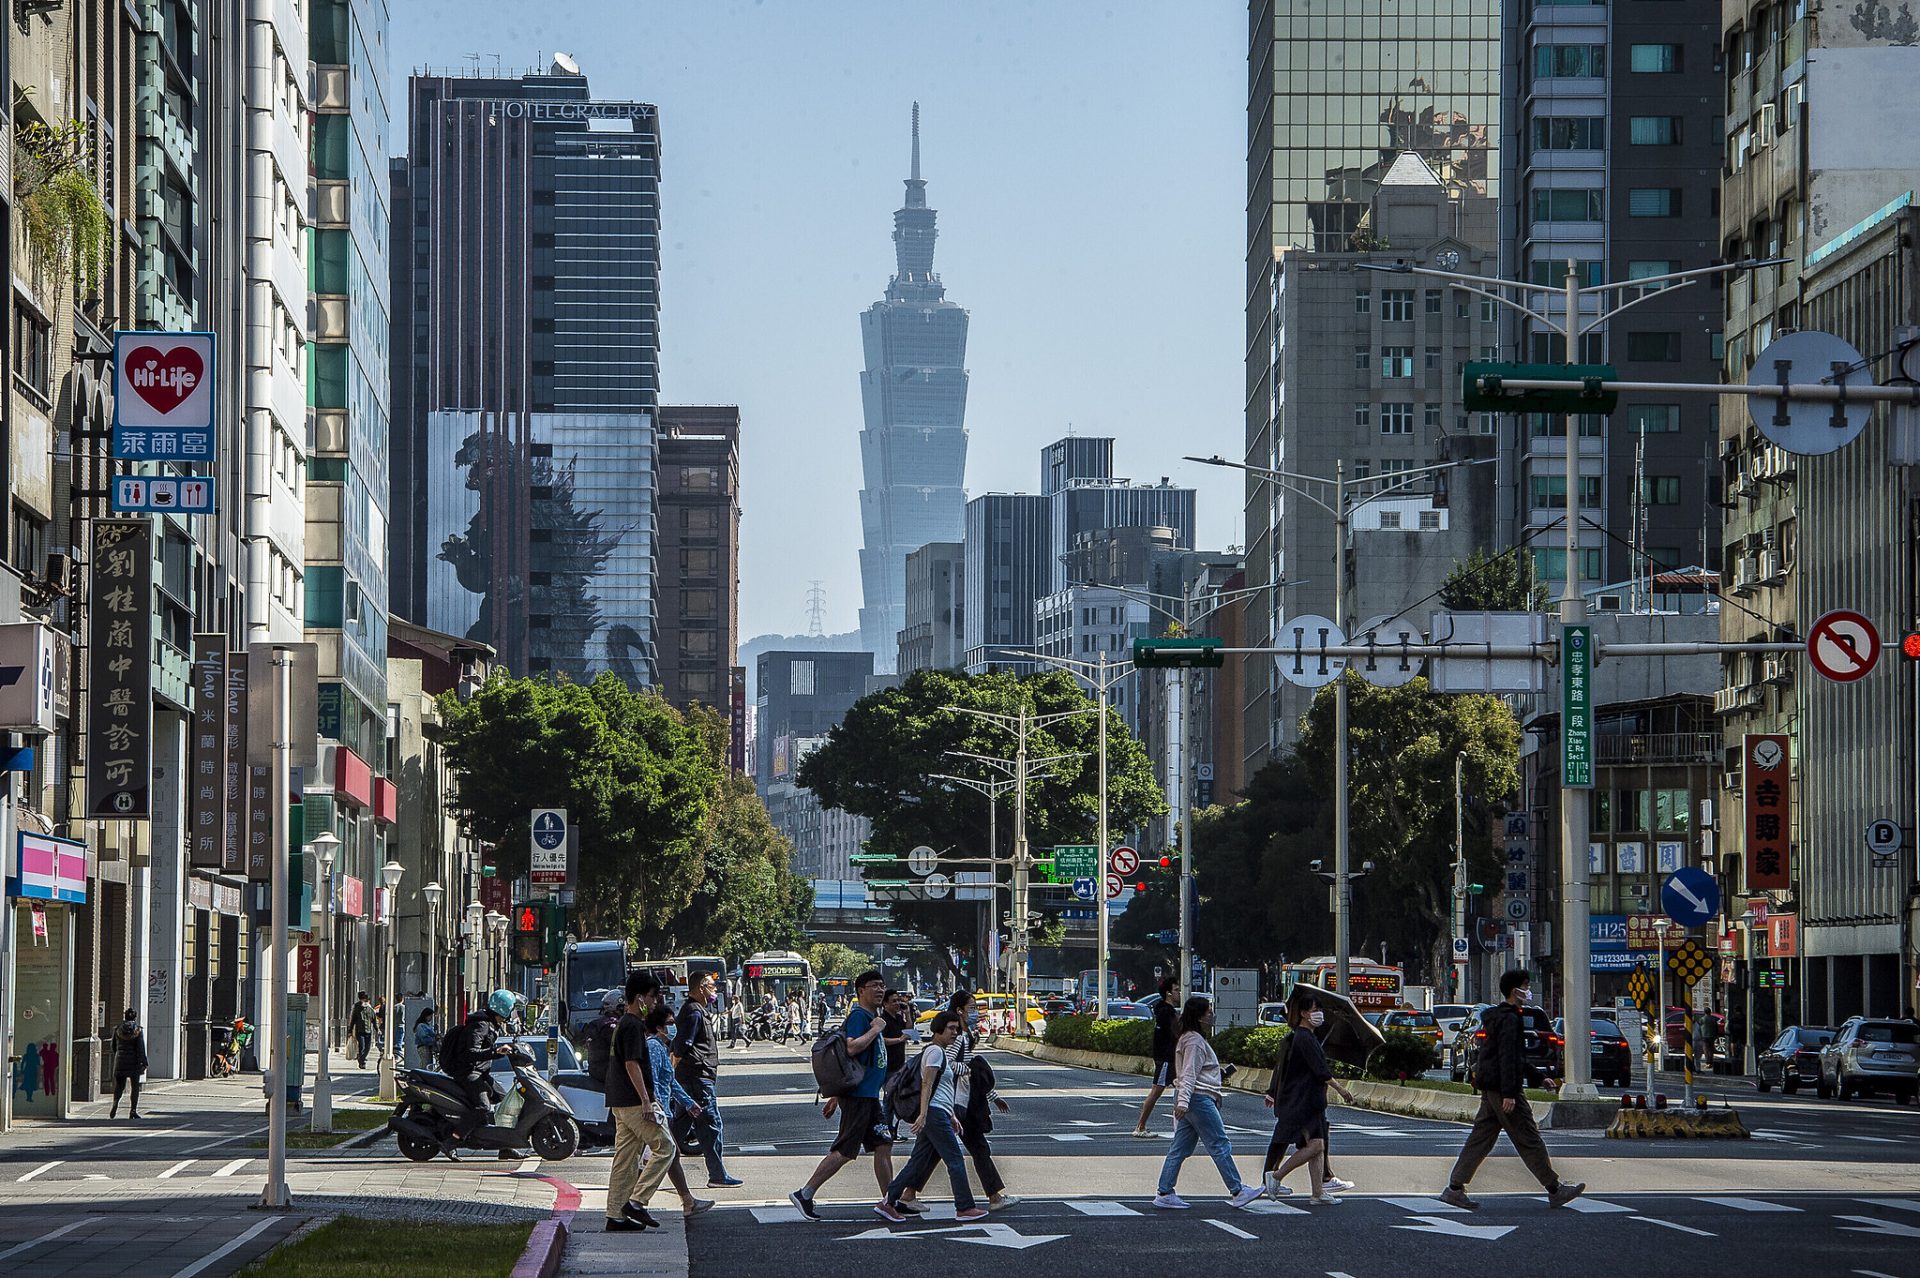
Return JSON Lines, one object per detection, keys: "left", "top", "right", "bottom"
{"left": 1596, "top": 732, "right": 1720, "bottom": 766}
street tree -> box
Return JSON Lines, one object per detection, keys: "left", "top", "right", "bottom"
{"left": 797, "top": 667, "right": 1166, "bottom": 984}
{"left": 1439, "top": 546, "right": 1548, "bottom": 611}
{"left": 805, "top": 942, "right": 880, "bottom": 981}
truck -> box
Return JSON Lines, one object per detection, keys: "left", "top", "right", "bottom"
{"left": 1403, "top": 984, "right": 1434, "bottom": 1013}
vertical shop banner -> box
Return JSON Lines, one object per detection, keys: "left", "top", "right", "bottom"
{"left": 1744, "top": 733, "right": 1791, "bottom": 891}
{"left": 86, "top": 520, "right": 154, "bottom": 818}
{"left": 223, "top": 655, "right": 249, "bottom": 873}
{"left": 1561, "top": 624, "right": 1593, "bottom": 788}
{"left": 246, "top": 763, "right": 273, "bottom": 881}
{"left": 188, "top": 637, "right": 227, "bottom": 868}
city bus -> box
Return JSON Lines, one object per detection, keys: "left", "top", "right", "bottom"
{"left": 667, "top": 954, "right": 728, "bottom": 1013}
{"left": 739, "top": 951, "right": 816, "bottom": 1014}
{"left": 1278, "top": 957, "right": 1406, "bottom": 1013}
{"left": 563, "top": 938, "right": 630, "bottom": 1038}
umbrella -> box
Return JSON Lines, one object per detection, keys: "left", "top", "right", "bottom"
{"left": 1291, "top": 983, "right": 1386, "bottom": 1069}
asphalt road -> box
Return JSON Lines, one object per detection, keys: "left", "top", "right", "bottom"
{"left": 668, "top": 1038, "right": 1920, "bottom": 1278}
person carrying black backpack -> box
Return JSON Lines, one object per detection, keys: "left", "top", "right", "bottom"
{"left": 893, "top": 990, "right": 1016, "bottom": 1212}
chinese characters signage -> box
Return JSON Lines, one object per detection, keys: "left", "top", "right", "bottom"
{"left": 1744, "top": 733, "right": 1791, "bottom": 891}
{"left": 1561, "top": 624, "right": 1593, "bottom": 787}
{"left": 86, "top": 520, "right": 153, "bottom": 818}
{"left": 224, "top": 655, "right": 249, "bottom": 873}
{"left": 187, "top": 638, "right": 226, "bottom": 868}
{"left": 112, "top": 331, "right": 215, "bottom": 460}
{"left": 247, "top": 762, "right": 273, "bottom": 882}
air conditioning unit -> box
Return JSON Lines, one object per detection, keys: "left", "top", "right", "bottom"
{"left": 1759, "top": 549, "right": 1783, "bottom": 583}
{"left": 1763, "top": 655, "right": 1791, "bottom": 684}
{"left": 1595, "top": 593, "right": 1624, "bottom": 612}
{"left": 1732, "top": 555, "right": 1760, "bottom": 596}
{"left": 1713, "top": 686, "right": 1745, "bottom": 714}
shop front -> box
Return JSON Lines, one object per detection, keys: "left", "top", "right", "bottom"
{"left": 7, "top": 832, "right": 87, "bottom": 1120}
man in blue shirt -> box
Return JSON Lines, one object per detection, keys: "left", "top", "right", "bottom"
{"left": 788, "top": 970, "right": 893, "bottom": 1221}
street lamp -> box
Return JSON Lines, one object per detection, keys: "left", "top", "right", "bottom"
{"left": 1190, "top": 452, "right": 1489, "bottom": 1001}
{"left": 377, "top": 860, "right": 404, "bottom": 1098}
{"left": 485, "top": 910, "right": 508, "bottom": 994}
{"left": 465, "top": 901, "right": 485, "bottom": 1013}
{"left": 421, "top": 881, "right": 443, "bottom": 1026}
{"left": 1354, "top": 254, "right": 1781, "bottom": 1100}
{"left": 308, "top": 830, "right": 341, "bottom": 1132}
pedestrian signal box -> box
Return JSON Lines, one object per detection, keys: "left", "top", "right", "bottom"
{"left": 513, "top": 902, "right": 544, "bottom": 965}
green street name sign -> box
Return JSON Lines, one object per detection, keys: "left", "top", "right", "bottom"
{"left": 1051, "top": 844, "right": 1097, "bottom": 883}
{"left": 1133, "top": 637, "right": 1224, "bottom": 669}
{"left": 1562, "top": 624, "right": 1594, "bottom": 788}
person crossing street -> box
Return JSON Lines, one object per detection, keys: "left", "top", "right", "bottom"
{"left": 671, "top": 970, "right": 742, "bottom": 1187}
{"left": 1152, "top": 997, "right": 1265, "bottom": 1211}
{"left": 1438, "top": 969, "right": 1585, "bottom": 1211}
{"left": 788, "top": 971, "right": 894, "bottom": 1221}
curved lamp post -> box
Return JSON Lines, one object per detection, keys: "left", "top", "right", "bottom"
{"left": 376, "top": 859, "right": 404, "bottom": 1098}
{"left": 308, "top": 831, "right": 341, "bottom": 1131}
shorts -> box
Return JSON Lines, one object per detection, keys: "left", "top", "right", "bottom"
{"left": 1151, "top": 1059, "right": 1174, "bottom": 1087}
{"left": 830, "top": 1095, "right": 894, "bottom": 1159}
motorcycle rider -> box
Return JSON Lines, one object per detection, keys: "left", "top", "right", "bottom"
{"left": 584, "top": 990, "right": 625, "bottom": 1087}
{"left": 437, "top": 989, "right": 518, "bottom": 1150}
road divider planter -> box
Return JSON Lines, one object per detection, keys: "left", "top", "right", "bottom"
{"left": 1606, "top": 1106, "right": 1750, "bottom": 1139}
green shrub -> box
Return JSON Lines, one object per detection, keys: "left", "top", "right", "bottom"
{"left": 1041, "top": 1014, "right": 1152, "bottom": 1056}
{"left": 1364, "top": 1029, "right": 1437, "bottom": 1080}
{"left": 1214, "top": 1025, "right": 1292, "bottom": 1069}
{"left": 1043, "top": 1014, "right": 1094, "bottom": 1050}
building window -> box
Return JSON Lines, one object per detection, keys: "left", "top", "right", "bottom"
{"left": 1626, "top": 332, "right": 1682, "bottom": 362}
{"left": 1629, "top": 116, "right": 1683, "bottom": 145}
{"left": 1380, "top": 289, "right": 1413, "bottom": 322}
{"left": 1627, "top": 260, "right": 1678, "bottom": 283}
{"left": 1380, "top": 346, "right": 1413, "bottom": 378}
{"left": 682, "top": 548, "right": 719, "bottom": 578}
{"left": 10, "top": 509, "right": 47, "bottom": 578}
{"left": 1380, "top": 459, "right": 1413, "bottom": 476}
{"left": 1425, "top": 289, "right": 1442, "bottom": 315}
{"left": 1530, "top": 547, "right": 1605, "bottom": 581}
{"left": 679, "top": 466, "right": 720, "bottom": 492}
{"left": 789, "top": 661, "right": 814, "bottom": 696}
{"left": 1353, "top": 344, "right": 1369, "bottom": 370}
{"left": 1628, "top": 188, "right": 1681, "bottom": 217}
{"left": 680, "top": 630, "right": 716, "bottom": 656}
{"left": 1639, "top": 476, "right": 1683, "bottom": 505}
{"left": 1419, "top": 510, "right": 1442, "bottom": 531}
{"left": 1529, "top": 476, "right": 1602, "bottom": 510}
{"left": 681, "top": 671, "right": 718, "bottom": 697}
{"left": 1378, "top": 511, "right": 1402, "bottom": 530}
{"left": 1531, "top": 116, "right": 1605, "bottom": 150}
{"left": 1534, "top": 44, "right": 1606, "bottom": 78}
{"left": 1354, "top": 404, "right": 1371, "bottom": 428}
{"left": 1424, "top": 404, "right": 1441, "bottom": 429}
{"left": 1630, "top": 43, "right": 1683, "bottom": 72}
{"left": 1353, "top": 459, "right": 1371, "bottom": 479}
{"left": 1626, "top": 404, "right": 1680, "bottom": 433}
{"left": 683, "top": 588, "right": 717, "bottom": 619}
{"left": 1380, "top": 403, "right": 1413, "bottom": 435}
{"left": 1529, "top": 260, "right": 1604, "bottom": 288}
{"left": 1531, "top": 188, "right": 1604, "bottom": 222}
{"left": 1354, "top": 290, "right": 1371, "bottom": 315}
{"left": 1424, "top": 345, "right": 1441, "bottom": 371}
{"left": 12, "top": 307, "right": 52, "bottom": 401}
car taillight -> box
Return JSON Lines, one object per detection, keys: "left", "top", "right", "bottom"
{"left": 1547, "top": 1033, "right": 1564, "bottom": 1047}
{"left": 1474, "top": 1030, "right": 1486, "bottom": 1040}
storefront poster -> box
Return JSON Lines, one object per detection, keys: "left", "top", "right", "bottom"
{"left": 85, "top": 520, "right": 153, "bottom": 818}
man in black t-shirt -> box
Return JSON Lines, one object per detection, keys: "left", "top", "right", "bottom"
{"left": 605, "top": 971, "right": 675, "bottom": 1232}
{"left": 1132, "top": 979, "right": 1179, "bottom": 1137}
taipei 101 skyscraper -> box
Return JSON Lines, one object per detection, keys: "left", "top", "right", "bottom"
{"left": 856, "top": 104, "right": 969, "bottom": 672}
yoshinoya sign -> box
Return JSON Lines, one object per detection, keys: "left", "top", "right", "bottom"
{"left": 1743, "top": 733, "right": 1791, "bottom": 891}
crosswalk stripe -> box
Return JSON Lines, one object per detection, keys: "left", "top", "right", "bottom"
{"left": 158, "top": 1160, "right": 195, "bottom": 1180}
{"left": 750, "top": 1206, "right": 807, "bottom": 1224}
{"left": 1857, "top": 1198, "right": 1920, "bottom": 1214}
{"left": 1380, "top": 1196, "right": 1464, "bottom": 1214}
{"left": 15, "top": 1161, "right": 62, "bottom": 1182}
{"left": 1693, "top": 1196, "right": 1799, "bottom": 1213}
{"left": 1205, "top": 1219, "right": 1258, "bottom": 1240}
{"left": 1632, "top": 1216, "right": 1715, "bottom": 1238}
{"left": 1241, "top": 1199, "right": 1310, "bottom": 1216}
{"left": 1559, "top": 1197, "right": 1632, "bottom": 1214}
{"left": 212, "top": 1158, "right": 251, "bottom": 1177}
{"left": 0, "top": 1218, "right": 103, "bottom": 1263}
{"left": 1068, "top": 1200, "right": 1141, "bottom": 1217}
{"left": 1049, "top": 1133, "right": 1092, "bottom": 1142}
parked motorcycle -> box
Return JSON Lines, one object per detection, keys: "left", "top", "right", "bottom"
{"left": 388, "top": 1043, "right": 581, "bottom": 1162}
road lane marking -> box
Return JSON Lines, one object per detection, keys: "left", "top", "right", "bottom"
{"left": 1631, "top": 1216, "right": 1715, "bottom": 1237}
{"left": 1242, "top": 1199, "right": 1310, "bottom": 1216}
{"left": 1558, "top": 1197, "right": 1632, "bottom": 1214}
{"left": 1841, "top": 1135, "right": 1900, "bottom": 1143}
{"left": 1205, "top": 1219, "right": 1257, "bottom": 1240}
{"left": 168, "top": 1217, "right": 282, "bottom": 1278}
{"left": 212, "top": 1157, "right": 251, "bottom": 1177}
{"left": 751, "top": 1206, "right": 807, "bottom": 1223}
{"left": 158, "top": 1160, "right": 196, "bottom": 1179}
{"left": 0, "top": 1218, "right": 104, "bottom": 1263}
{"left": 739, "top": 1144, "right": 778, "bottom": 1152}
{"left": 1693, "top": 1196, "right": 1799, "bottom": 1212}
{"left": 15, "top": 1160, "right": 62, "bottom": 1182}
{"left": 1048, "top": 1133, "right": 1091, "bottom": 1142}
{"left": 1857, "top": 1198, "right": 1920, "bottom": 1214}
{"left": 1067, "top": 1200, "right": 1140, "bottom": 1216}
{"left": 1380, "top": 1196, "right": 1465, "bottom": 1214}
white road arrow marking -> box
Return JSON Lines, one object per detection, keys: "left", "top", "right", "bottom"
{"left": 1392, "top": 1215, "right": 1516, "bottom": 1241}
{"left": 843, "top": 1224, "right": 1066, "bottom": 1250}
{"left": 1837, "top": 1215, "right": 1920, "bottom": 1239}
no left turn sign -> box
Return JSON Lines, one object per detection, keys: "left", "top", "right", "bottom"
{"left": 1806, "top": 609, "right": 1880, "bottom": 683}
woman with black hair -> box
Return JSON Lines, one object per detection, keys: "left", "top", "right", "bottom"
{"left": 1261, "top": 991, "right": 1357, "bottom": 1204}
{"left": 896, "top": 990, "right": 1017, "bottom": 1211}
{"left": 1152, "top": 997, "right": 1265, "bottom": 1211}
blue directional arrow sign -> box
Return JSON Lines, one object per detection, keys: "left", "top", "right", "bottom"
{"left": 1071, "top": 877, "right": 1097, "bottom": 903}
{"left": 1661, "top": 866, "right": 1720, "bottom": 928}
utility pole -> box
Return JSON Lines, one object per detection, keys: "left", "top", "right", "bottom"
{"left": 262, "top": 647, "right": 292, "bottom": 1209}
{"left": 1454, "top": 751, "right": 1469, "bottom": 1003}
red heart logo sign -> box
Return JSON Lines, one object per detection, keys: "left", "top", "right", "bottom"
{"left": 125, "top": 345, "right": 205, "bottom": 415}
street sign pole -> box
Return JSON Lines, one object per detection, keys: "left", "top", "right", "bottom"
{"left": 1333, "top": 462, "right": 1352, "bottom": 1000}
{"left": 1558, "top": 259, "right": 1598, "bottom": 1101}
{"left": 1096, "top": 652, "right": 1110, "bottom": 1020}
{"left": 261, "top": 647, "right": 292, "bottom": 1209}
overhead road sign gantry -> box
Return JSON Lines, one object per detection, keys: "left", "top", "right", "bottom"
{"left": 1462, "top": 362, "right": 1619, "bottom": 416}
{"left": 1131, "top": 637, "right": 1223, "bottom": 668}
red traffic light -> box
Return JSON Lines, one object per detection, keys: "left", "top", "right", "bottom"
{"left": 1135, "top": 881, "right": 1146, "bottom": 892}
{"left": 516, "top": 906, "right": 538, "bottom": 932}
{"left": 1902, "top": 631, "right": 1920, "bottom": 661}
{"left": 1159, "top": 855, "right": 1171, "bottom": 868}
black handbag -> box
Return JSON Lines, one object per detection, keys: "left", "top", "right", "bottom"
{"left": 669, "top": 1106, "right": 704, "bottom": 1156}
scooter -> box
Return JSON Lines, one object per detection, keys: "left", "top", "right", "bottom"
{"left": 388, "top": 1044, "right": 582, "bottom": 1162}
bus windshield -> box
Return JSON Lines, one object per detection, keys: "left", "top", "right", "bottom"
{"left": 569, "top": 944, "right": 627, "bottom": 1009}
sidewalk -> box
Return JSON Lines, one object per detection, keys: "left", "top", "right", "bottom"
{"left": 559, "top": 1208, "right": 691, "bottom": 1278}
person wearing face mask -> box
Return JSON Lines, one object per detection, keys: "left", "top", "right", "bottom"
{"left": 1439, "top": 969, "right": 1585, "bottom": 1211}
{"left": 1261, "top": 992, "right": 1356, "bottom": 1204}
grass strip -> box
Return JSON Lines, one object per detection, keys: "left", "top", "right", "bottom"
{"left": 239, "top": 1216, "right": 534, "bottom": 1277}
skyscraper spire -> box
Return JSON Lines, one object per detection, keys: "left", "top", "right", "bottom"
{"left": 895, "top": 103, "right": 935, "bottom": 280}
{"left": 911, "top": 101, "right": 921, "bottom": 181}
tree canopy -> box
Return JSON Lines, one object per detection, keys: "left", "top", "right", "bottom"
{"left": 435, "top": 673, "right": 809, "bottom": 956}
{"left": 797, "top": 667, "right": 1167, "bottom": 981}
{"left": 1439, "top": 547, "right": 1548, "bottom": 612}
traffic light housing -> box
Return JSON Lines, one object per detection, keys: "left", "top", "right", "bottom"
{"left": 1159, "top": 854, "right": 1172, "bottom": 868}
{"left": 1901, "top": 631, "right": 1920, "bottom": 661}
{"left": 1132, "top": 637, "right": 1224, "bottom": 669}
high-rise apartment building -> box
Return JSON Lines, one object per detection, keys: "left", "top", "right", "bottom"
{"left": 755, "top": 650, "right": 875, "bottom": 882}
{"left": 1717, "top": 0, "right": 1920, "bottom": 1023}
{"left": 896, "top": 541, "right": 965, "bottom": 676}
{"left": 656, "top": 406, "right": 741, "bottom": 710}
{"left": 857, "top": 106, "right": 969, "bottom": 672}
{"left": 1244, "top": 1, "right": 1501, "bottom": 772}
{"left": 1500, "top": 1, "right": 1723, "bottom": 592}
{"left": 962, "top": 494, "right": 1051, "bottom": 674}
{"left": 1040, "top": 437, "right": 1195, "bottom": 595}
{"left": 391, "top": 63, "right": 662, "bottom": 686}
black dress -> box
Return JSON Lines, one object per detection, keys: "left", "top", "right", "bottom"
{"left": 1267, "top": 1028, "right": 1333, "bottom": 1149}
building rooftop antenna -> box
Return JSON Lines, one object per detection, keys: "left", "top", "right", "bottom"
{"left": 806, "top": 582, "right": 827, "bottom": 637}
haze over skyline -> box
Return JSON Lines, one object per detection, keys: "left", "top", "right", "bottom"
{"left": 390, "top": 2, "right": 1245, "bottom": 642}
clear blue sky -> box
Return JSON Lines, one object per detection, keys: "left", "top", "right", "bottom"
{"left": 390, "top": 1, "right": 1247, "bottom": 641}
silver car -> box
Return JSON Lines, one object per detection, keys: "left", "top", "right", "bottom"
{"left": 1818, "top": 1017, "right": 1918, "bottom": 1103}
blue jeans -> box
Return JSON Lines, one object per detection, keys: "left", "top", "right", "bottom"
{"left": 1157, "top": 1093, "right": 1245, "bottom": 1196}
{"left": 680, "top": 1073, "right": 730, "bottom": 1181}
{"left": 885, "top": 1108, "right": 976, "bottom": 1212}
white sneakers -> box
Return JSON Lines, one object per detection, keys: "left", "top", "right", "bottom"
{"left": 1309, "top": 1193, "right": 1344, "bottom": 1205}
{"left": 1324, "top": 1177, "right": 1357, "bottom": 1193}
{"left": 1152, "top": 1193, "right": 1191, "bottom": 1210}
{"left": 1228, "top": 1184, "right": 1266, "bottom": 1209}
{"left": 1130, "top": 1128, "right": 1154, "bottom": 1139}
{"left": 1263, "top": 1172, "right": 1295, "bottom": 1198}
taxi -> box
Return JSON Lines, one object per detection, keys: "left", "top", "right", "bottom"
{"left": 916, "top": 993, "right": 1047, "bottom": 1035}
{"left": 1381, "top": 1007, "right": 1445, "bottom": 1052}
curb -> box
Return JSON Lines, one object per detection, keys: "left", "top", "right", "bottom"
{"left": 510, "top": 1217, "right": 570, "bottom": 1278}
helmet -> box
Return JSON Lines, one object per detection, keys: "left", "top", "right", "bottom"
{"left": 488, "top": 989, "right": 517, "bottom": 1019}
{"left": 600, "top": 989, "right": 624, "bottom": 1011}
